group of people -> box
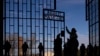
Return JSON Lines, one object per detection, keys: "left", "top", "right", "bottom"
{"left": 54, "top": 26, "right": 98, "bottom": 56}
{"left": 54, "top": 26, "right": 79, "bottom": 56}
{"left": 63, "top": 26, "right": 98, "bottom": 56}
{"left": 80, "top": 43, "right": 98, "bottom": 56}
{"left": 3, "top": 26, "right": 98, "bottom": 56}
{"left": 3, "top": 40, "right": 44, "bottom": 56}
{"left": 3, "top": 41, "right": 28, "bottom": 56}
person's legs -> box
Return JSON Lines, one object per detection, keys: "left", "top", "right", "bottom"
{"left": 5, "top": 51, "right": 7, "bottom": 56}
{"left": 8, "top": 51, "right": 10, "bottom": 56}
{"left": 25, "top": 51, "right": 27, "bottom": 56}
{"left": 39, "top": 53, "right": 40, "bottom": 56}
{"left": 24, "top": 53, "right": 25, "bottom": 56}
{"left": 39, "top": 51, "right": 42, "bottom": 56}
{"left": 23, "top": 51, "right": 25, "bottom": 56}
{"left": 40, "top": 52, "right": 42, "bottom": 56}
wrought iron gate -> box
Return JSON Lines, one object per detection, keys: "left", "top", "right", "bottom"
{"left": 3, "top": 0, "right": 65, "bottom": 56}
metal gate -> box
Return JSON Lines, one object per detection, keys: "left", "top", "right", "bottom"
{"left": 3, "top": 0, "right": 65, "bottom": 56}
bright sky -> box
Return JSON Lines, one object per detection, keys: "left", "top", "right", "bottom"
{"left": 57, "top": 0, "right": 89, "bottom": 47}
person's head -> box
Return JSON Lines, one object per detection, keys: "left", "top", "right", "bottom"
{"left": 82, "top": 43, "right": 85, "bottom": 46}
{"left": 89, "top": 43, "right": 91, "bottom": 45}
{"left": 40, "top": 42, "right": 42, "bottom": 45}
{"left": 67, "top": 38, "right": 69, "bottom": 41}
{"left": 24, "top": 42, "right": 27, "bottom": 44}
{"left": 6, "top": 40, "right": 9, "bottom": 43}
{"left": 57, "top": 33, "right": 60, "bottom": 38}
{"left": 94, "top": 44, "right": 97, "bottom": 46}
{"left": 71, "top": 28, "right": 77, "bottom": 33}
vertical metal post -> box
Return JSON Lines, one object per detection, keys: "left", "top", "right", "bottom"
{"left": 43, "top": 9, "right": 45, "bottom": 56}
{"left": 30, "top": 0, "right": 32, "bottom": 56}
{"left": 35, "top": 0, "right": 36, "bottom": 55}
{"left": 4, "top": 0, "right": 6, "bottom": 48}
{"left": 54, "top": 20, "right": 55, "bottom": 39}
{"left": 54, "top": 0, "right": 56, "bottom": 10}
{"left": 0, "top": 0, "right": 3, "bottom": 55}
{"left": 86, "top": 0, "right": 90, "bottom": 44}
{"left": 85, "top": 0, "right": 87, "bottom": 20}
{"left": 64, "top": 12, "right": 65, "bottom": 43}
{"left": 17, "top": 0, "right": 19, "bottom": 56}
{"left": 98, "top": 0, "right": 100, "bottom": 47}
{"left": 94, "top": 0, "right": 96, "bottom": 45}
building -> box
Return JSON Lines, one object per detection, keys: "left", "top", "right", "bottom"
{"left": 86, "top": 0, "right": 99, "bottom": 55}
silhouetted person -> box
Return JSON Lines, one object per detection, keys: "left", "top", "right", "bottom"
{"left": 63, "top": 38, "right": 70, "bottom": 56}
{"left": 54, "top": 33, "right": 62, "bottom": 56}
{"left": 94, "top": 44, "right": 97, "bottom": 56}
{"left": 71, "top": 37, "right": 79, "bottom": 56}
{"left": 66, "top": 26, "right": 79, "bottom": 56}
{"left": 66, "top": 26, "right": 78, "bottom": 39}
{"left": 80, "top": 43, "right": 86, "bottom": 56}
{"left": 63, "top": 42, "right": 67, "bottom": 56}
{"left": 87, "top": 43, "right": 93, "bottom": 56}
{"left": 54, "top": 39, "right": 57, "bottom": 56}
{"left": 38, "top": 42, "right": 44, "bottom": 56}
{"left": 22, "top": 42, "right": 28, "bottom": 56}
{"left": 4, "top": 40, "right": 11, "bottom": 56}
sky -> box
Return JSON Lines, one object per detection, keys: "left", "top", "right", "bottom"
{"left": 57, "top": 0, "right": 89, "bottom": 47}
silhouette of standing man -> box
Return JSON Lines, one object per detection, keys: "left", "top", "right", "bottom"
{"left": 63, "top": 38, "right": 70, "bottom": 56}
{"left": 22, "top": 42, "right": 28, "bottom": 56}
{"left": 54, "top": 39, "right": 57, "bottom": 56}
{"left": 56, "top": 33, "right": 62, "bottom": 56}
{"left": 63, "top": 42, "right": 67, "bottom": 56}
{"left": 38, "top": 42, "right": 44, "bottom": 56}
{"left": 66, "top": 26, "right": 79, "bottom": 56}
{"left": 4, "top": 40, "right": 11, "bottom": 56}
{"left": 80, "top": 43, "right": 86, "bottom": 56}
{"left": 94, "top": 44, "right": 97, "bottom": 56}
{"left": 66, "top": 26, "right": 78, "bottom": 39}
{"left": 87, "top": 43, "right": 93, "bottom": 56}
